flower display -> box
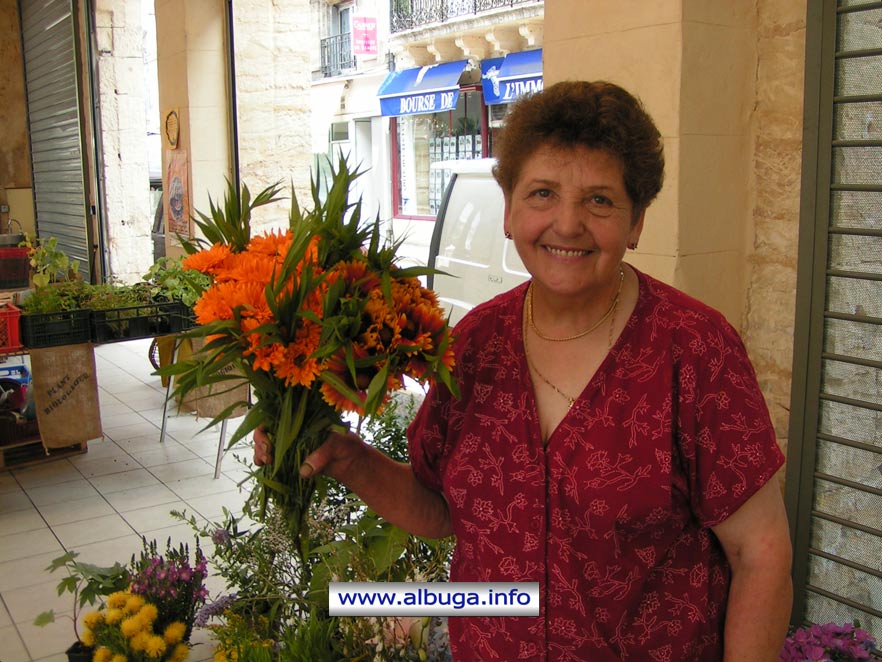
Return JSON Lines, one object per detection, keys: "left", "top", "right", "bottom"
{"left": 129, "top": 537, "right": 209, "bottom": 639}
{"left": 780, "top": 621, "right": 878, "bottom": 662}
{"left": 172, "top": 397, "right": 454, "bottom": 661}
{"left": 82, "top": 590, "right": 190, "bottom": 662}
{"left": 166, "top": 159, "right": 458, "bottom": 541}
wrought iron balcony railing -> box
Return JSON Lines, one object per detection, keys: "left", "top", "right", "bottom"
{"left": 320, "top": 33, "right": 355, "bottom": 77}
{"left": 391, "top": 0, "right": 538, "bottom": 33}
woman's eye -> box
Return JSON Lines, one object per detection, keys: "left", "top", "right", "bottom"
{"left": 589, "top": 194, "right": 612, "bottom": 206}
{"left": 530, "top": 188, "right": 553, "bottom": 199}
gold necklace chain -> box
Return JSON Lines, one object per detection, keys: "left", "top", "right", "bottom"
{"left": 528, "top": 267, "right": 624, "bottom": 342}
{"left": 524, "top": 315, "right": 578, "bottom": 409}
{"left": 523, "top": 268, "right": 625, "bottom": 409}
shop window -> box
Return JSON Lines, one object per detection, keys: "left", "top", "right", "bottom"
{"left": 394, "top": 89, "right": 485, "bottom": 217}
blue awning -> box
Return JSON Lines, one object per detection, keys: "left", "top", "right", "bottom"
{"left": 481, "top": 49, "right": 543, "bottom": 105}
{"left": 378, "top": 60, "right": 469, "bottom": 117}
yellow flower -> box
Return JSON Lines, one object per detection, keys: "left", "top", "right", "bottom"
{"left": 93, "top": 648, "right": 113, "bottom": 662}
{"left": 214, "top": 650, "right": 228, "bottom": 662}
{"left": 105, "top": 608, "right": 124, "bottom": 624}
{"left": 80, "top": 629, "right": 95, "bottom": 648}
{"left": 130, "top": 631, "right": 151, "bottom": 652}
{"left": 111, "top": 655, "right": 127, "bottom": 662}
{"left": 107, "top": 591, "right": 129, "bottom": 609}
{"left": 124, "top": 594, "right": 146, "bottom": 614}
{"left": 138, "top": 602, "right": 159, "bottom": 626}
{"left": 164, "top": 621, "right": 187, "bottom": 645}
{"left": 83, "top": 610, "right": 103, "bottom": 629}
{"left": 169, "top": 642, "right": 190, "bottom": 662}
{"left": 145, "top": 634, "right": 167, "bottom": 658}
{"left": 121, "top": 615, "right": 144, "bottom": 638}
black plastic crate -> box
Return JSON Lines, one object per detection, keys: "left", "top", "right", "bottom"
{"left": 0, "top": 248, "right": 30, "bottom": 290}
{"left": 20, "top": 309, "right": 92, "bottom": 348}
{"left": 90, "top": 300, "right": 193, "bottom": 343}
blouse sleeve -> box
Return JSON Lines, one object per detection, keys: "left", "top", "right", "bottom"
{"left": 676, "top": 316, "right": 785, "bottom": 528}
{"left": 407, "top": 382, "right": 453, "bottom": 493}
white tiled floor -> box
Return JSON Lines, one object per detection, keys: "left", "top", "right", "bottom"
{"left": 0, "top": 339, "right": 253, "bottom": 662}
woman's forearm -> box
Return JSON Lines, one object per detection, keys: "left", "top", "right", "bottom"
{"left": 301, "top": 432, "right": 453, "bottom": 539}
{"left": 722, "top": 562, "right": 792, "bottom": 662}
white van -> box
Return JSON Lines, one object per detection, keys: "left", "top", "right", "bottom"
{"left": 427, "top": 159, "right": 530, "bottom": 325}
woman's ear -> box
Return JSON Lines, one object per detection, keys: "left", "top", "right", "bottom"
{"left": 503, "top": 194, "right": 513, "bottom": 239}
{"left": 628, "top": 209, "right": 646, "bottom": 247}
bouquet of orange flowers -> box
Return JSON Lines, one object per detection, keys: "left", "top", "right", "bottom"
{"left": 165, "top": 159, "right": 457, "bottom": 542}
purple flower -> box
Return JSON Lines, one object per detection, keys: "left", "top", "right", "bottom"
{"left": 194, "top": 593, "right": 238, "bottom": 627}
{"left": 211, "top": 528, "right": 232, "bottom": 546}
{"left": 780, "top": 622, "right": 878, "bottom": 662}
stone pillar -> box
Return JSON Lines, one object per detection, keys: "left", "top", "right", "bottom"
{"left": 153, "top": 0, "right": 313, "bottom": 242}
{"left": 544, "top": 1, "right": 757, "bottom": 326}
{"left": 93, "top": 0, "right": 154, "bottom": 281}
{"left": 231, "top": 0, "right": 313, "bottom": 226}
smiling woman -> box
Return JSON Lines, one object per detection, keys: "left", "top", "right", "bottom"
{"left": 267, "top": 81, "right": 793, "bottom": 662}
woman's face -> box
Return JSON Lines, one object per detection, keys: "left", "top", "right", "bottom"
{"left": 503, "top": 143, "right": 644, "bottom": 299}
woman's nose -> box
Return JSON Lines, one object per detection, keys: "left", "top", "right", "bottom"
{"left": 554, "top": 199, "right": 586, "bottom": 236}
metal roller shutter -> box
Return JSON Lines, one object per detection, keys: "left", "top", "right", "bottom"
{"left": 20, "top": 0, "right": 91, "bottom": 273}
{"left": 789, "top": 0, "right": 882, "bottom": 642}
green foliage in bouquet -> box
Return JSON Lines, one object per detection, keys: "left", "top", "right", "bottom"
{"left": 178, "top": 396, "right": 453, "bottom": 662}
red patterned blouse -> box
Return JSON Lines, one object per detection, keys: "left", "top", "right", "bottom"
{"left": 408, "top": 268, "right": 785, "bottom": 662}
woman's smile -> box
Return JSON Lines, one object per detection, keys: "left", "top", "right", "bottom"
{"left": 543, "top": 245, "right": 593, "bottom": 258}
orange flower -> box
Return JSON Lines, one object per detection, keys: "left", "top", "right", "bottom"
{"left": 275, "top": 352, "right": 321, "bottom": 388}
{"left": 358, "top": 292, "right": 401, "bottom": 352}
{"left": 182, "top": 243, "right": 233, "bottom": 275}
{"left": 330, "top": 259, "right": 382, "bottom": 294}
{"left": 193, "top": 280, "right": 269, "bottom": 325}
{"left": 212, "top": 250, "right": 277, "bottom": 287}
{"left": 247, "top": 230, "right": 293, "bottom": 260}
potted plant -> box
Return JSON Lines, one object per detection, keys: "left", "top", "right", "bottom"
{"left": 79, "top": 538, "right": 208, "bottom": 661}
{"left": 780, "top": 621, "right": 878, "bottom": 661}
{"left": 33, "top": 551, "right": 131, "bottom": 661}
{"left": 18, "top": 236, "right": 91, "bottom": 348}
{"left": 21, "top": 234, "right": 80, "bottom": 287}
{"left": 36, "top": 536, "right": 208, "bottom": 662}
{"left": 142, "top": 255, "right": 209, "bottom": 382}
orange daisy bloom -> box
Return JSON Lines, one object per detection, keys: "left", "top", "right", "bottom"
{"left": 182, "top": 243, "right": 233, "bottom": 275}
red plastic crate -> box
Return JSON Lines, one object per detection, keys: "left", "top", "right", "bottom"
{"left": 0, "top": 304, "right": 22, "bottom": 353}
{"left": 0, "top": 248, "right": 30, "bottom": 290}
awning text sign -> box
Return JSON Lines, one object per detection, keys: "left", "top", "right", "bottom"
{"left": 377, "top": 60, "right": 468, "bottom": 117}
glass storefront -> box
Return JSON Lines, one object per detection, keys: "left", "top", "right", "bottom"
{"left": 394, "top": 89, "right": 485, "bottom": 217}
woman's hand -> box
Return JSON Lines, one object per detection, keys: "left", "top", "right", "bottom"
{"left": 252, "top": 426, "right": 366, "bottom": 483}
{"left": 252, "top": 426, "right": 451, "bottom": 539}
{"left": 299, "top": 429, "right": 366, "bottom": 482}
{"left": 253, "top": 426, "right": 274, "bottom": 466}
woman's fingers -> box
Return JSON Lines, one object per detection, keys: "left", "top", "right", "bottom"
{"left": 301, "top": 430, "right": 364, "bottom": 479}
{"left": 253, "top": 426, "right": 272, "bottom": 466}
{"left": 253, "top": 426, "right": 364, "bottom": 477}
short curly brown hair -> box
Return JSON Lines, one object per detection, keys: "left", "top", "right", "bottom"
{"left": 492, "top": 80, "right": 665, "bottom": 215}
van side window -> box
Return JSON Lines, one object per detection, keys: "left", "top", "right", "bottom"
{"left": 437, "top": 176, "right": 499, "bottom": 267}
